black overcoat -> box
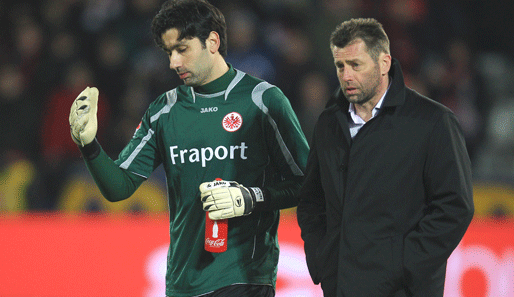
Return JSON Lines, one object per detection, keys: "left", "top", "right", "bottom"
{"left": 297, "top": 59, "right": 474, "bottom": 297}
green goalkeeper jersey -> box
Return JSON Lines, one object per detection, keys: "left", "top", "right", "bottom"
{"left": 105, "top": 65, "right": 309, "bottom": 296}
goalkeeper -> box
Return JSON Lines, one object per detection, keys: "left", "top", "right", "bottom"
{"left": 69, "top": 0, "right": 309, "bottom": 296}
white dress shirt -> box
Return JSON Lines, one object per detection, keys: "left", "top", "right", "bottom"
{"left": 348, "top": 82, "right": 391, "bottom": 138}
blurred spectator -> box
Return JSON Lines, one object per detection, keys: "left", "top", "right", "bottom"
{"left": 113, "top": 0, "right": 160, "bottom": 59}
{"left": 414, "top": 0, "right": 470, "bottom": 58}
{"left": 41, "top": 0, "right": 80, "bottom": 31}
{"left": 376, "top": 0, "right": 428, "bottom": 75}
{"left": 32, "top": 31, "right": 80, "bottom": 101}
{"left": 225, "top": 5, "right": 276, "bottom": 83}
{"left": 92, "top": 31, "right": 130, "bottom": 106}
{"left": 438, "top": 39, "right": 487, "bottom": 161}
{"left": 420, "top": 38, "right": 487, "bottom": 162}
{"left": 39, "top": 60, "right": 110, "bottom": 209}
{"left": 0, "top": 151, "right": 38, "bottom": 212}
{"left": 474, "top": 92, "right": 514, "bottom": 182}
{"left": 13, "top": 18, "right": 45, "bottom": 81}
{"left": 116, "top": 0, "right": 175, "bottom": 98}
{"left": 462, "top": 0, "right": 514, "bottom": 55}
{"left": 79, "top": 0, "right": 125, "bottom": 33}
{"left": 0, "top": 63, "right": 40, "bottom": 161}
{"left": 307, "top": 0, "right": 363, "bottom": 72}
{"left": 295, "top": 70, "right": 331, "bottom": 143}
{"left": 106, "top": 74, "right": 153, "bottom": 154}
{"left": 271, "top": 24, "right": 318, "bottom": 111}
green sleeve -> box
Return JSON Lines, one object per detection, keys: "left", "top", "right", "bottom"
{"left": 264, "top": 179, "right": 303, "bottom": 210}
{"left": 80, "top": 140, "right": 146, "bottom": 202}
{"left": 256, "top": 86, "right": 309, "bottom": 211}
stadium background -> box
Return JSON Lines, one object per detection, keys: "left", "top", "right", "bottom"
{"left": 1, "top": 0, "right": 514, "bottom": 296}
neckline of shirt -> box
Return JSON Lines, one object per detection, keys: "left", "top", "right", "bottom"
{"left": 348, "top": 79, "right": 392, "bottom": 124}
{"left": 193, "top": 63, "right": 236, "bottom": 95}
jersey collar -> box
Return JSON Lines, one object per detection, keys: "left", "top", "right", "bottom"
{"left": 193, "top": 63, "right": 237, "bottom": 94}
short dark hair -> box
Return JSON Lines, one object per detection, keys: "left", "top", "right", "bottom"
{"left": 151, "top": 0, "right": 228, "bottom": 57}
{"left": 330, "top": 18, "right": 390, "bottom": 62}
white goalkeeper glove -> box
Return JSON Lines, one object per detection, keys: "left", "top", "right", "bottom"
{"left": 199, "top": 180, "right": 264, "bottom": 220}
{"left": 69, "top": 86, "right": 99, "bottom": 147}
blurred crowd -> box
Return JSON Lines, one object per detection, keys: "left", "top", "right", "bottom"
{"left": 1, "top": 0, "right": 514, "bottom": 217}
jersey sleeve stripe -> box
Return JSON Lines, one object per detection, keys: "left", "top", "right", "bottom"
{"left": 150, "top": 89, "right": 178, "bottom": 123}
{"left": 251, "top": 82, "right": 304, "bottom": 177}
{"left": 225, "top": 70, "right": 246, "bottom": 100}
{"left": 119, "top": 128, "right": 155, "bottom": 176}
{"left": 166, "top": 89, "right": 178, "bottom": 106}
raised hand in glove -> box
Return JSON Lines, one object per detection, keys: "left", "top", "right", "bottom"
{"left": 199, "top": 180, "right": 264, "bottom": 220}
{"left": 69, "top": 86, "right": 99, "bottom": 147}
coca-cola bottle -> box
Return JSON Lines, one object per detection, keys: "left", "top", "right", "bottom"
{"left": 205, "top": 212, "right": 228, "bottom": 253}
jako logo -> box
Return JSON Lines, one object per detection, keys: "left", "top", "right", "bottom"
{"left": 207, "top": 180, "right": 230, "bottom": 189}
{"left": 201, "top": 107, "right": 218, "bottom": 113}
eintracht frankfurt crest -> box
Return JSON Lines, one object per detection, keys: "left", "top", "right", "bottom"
{"left": 222, "top": 112, "right": 242, "bottom": 132}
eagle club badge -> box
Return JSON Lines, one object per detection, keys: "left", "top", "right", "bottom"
{"left": 222, "top": 112, "right": 242, "bottom": 132}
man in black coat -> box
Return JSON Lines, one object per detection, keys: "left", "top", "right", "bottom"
{"left": 297, "top": 18, "right": 474, "bottom": 297}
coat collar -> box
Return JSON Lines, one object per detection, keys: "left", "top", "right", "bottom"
{"left": 381, "top": 58, "right": 406, "bottom": 108}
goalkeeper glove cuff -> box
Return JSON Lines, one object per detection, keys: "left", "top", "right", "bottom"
{"left": 78, "top": 138, "right": 101, "bottom": 160}
{"left": 247, "top": 187, "right": 270, "bottom": 212}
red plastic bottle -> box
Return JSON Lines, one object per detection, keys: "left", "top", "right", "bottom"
{"left": 204, "top": 178, "right": 228, "bottom": 253}
{"left": 205, "top": 213, "right": 228, "bottom": 253}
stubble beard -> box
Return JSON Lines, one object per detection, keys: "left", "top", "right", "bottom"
{"left": 344, "top": 65, "right": 382, "bottom": 105}
{"left": 345, "top": 89, "right": 372, "bottom": 105}
{"left": 182, "top": 63, "right": 212, "bottom": 87}
{"left": 182, "top": 74, "right": 200, "bottom": 87}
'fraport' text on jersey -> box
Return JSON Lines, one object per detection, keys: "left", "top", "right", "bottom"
{"left": 170, "top": 142, "right": 248, "bottom": 167}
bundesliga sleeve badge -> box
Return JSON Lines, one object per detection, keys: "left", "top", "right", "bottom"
{"left": 222, "top": 112, "right": 242, "bottom": 132}
{"left": 132, "top": 121, "right": 142, "bottom": 138}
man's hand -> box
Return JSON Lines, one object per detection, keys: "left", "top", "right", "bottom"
{"left": 69, "top": 87, "right": 99, "bottom": 147}
{"left": 199, "top": 180, "right": 264, "bottom": 220}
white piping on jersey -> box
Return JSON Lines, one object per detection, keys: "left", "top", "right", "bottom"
{"left": 150, "top": 89, "right": 178, "bottom": 123}
{"left": 225, "top": 70, "right": 246, "bottom": 100}
{"left": 119, "top": 129, "right": 155, "bottom": 177}
{"left": 194, "top": 90, "right": 225, "bottom": 98}
{"left": 120, "top": 90, "right": 177, "bottom": 174}
{"left": 251, "top": 82, "right": 304, "bottom": 176}
{"left": 190, "top": 87, "right": 195, "bottom": 103}
{"left": 189, "top": 69, "right": 246, "bottom": 101}
{"left": 251, "top": 214, "right": 262, "bottom": 259}
{"left": 166, "top": 88, "right": 178, "bottom": 106}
